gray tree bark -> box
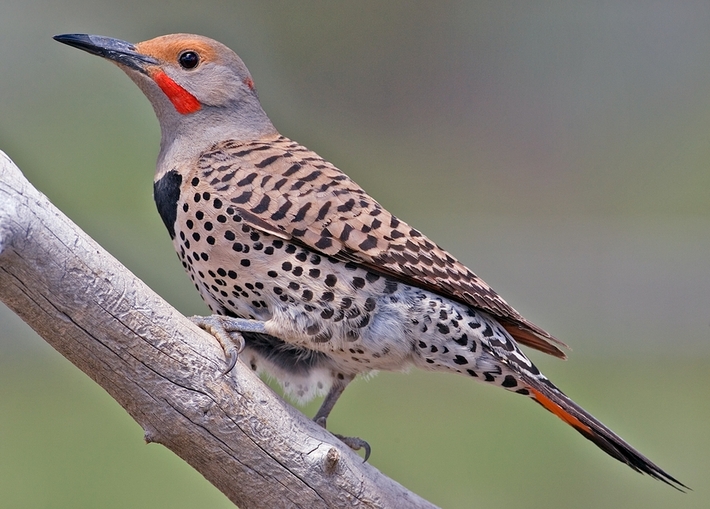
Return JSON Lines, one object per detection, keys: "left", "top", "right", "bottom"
{"left": 0, "top": 151, "right": 439, "bottom": 509}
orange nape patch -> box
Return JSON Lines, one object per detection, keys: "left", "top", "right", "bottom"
{"left": 151, "top": 70, "right": 201, "bottom": 114}
{"left": 528, "top": 387, "right": 593, "bottom": 434}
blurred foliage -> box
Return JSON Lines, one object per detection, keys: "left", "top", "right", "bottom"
{"left": 0, "top": 1, "right": 708, "bottom": 508}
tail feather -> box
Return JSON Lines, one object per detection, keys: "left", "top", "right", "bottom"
{"left": 522, "top": 375, "right": 687, "bottom": 491}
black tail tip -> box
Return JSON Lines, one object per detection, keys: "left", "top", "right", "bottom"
{"left": 649, "top": 470, "right": 689, "bottom": 493}
{"left": 577, "top": 426, "right": 689, "bottom": 492}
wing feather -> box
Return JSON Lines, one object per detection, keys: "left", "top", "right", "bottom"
{"left": 194, "top": 135, "right": 568, "bottom": 358}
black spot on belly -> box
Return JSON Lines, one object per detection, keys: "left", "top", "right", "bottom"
{"left": 383, "top": 280, "right": 398, "bottom": 294}
{"left": 453, "top": 334, "right": 468, "bottom": 346}
{"left": 153, "top": 170, "right": 182, "bottom": 239}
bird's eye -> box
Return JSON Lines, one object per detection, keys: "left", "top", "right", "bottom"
{"left": 178, "top": 51, "right": 199, "bottom": 69}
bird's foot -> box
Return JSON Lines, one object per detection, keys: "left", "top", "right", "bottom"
{"left": 315, "top": 416, "right": 371, "bottom": 462}
{"left": 189, "top": 315, "right": 265, "bottom": 373}
{"left": 334, "top": 434, "right": 371, "bottom": 462}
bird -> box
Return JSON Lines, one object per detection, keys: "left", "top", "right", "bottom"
{"left": 54, "top": 32, "right": 684, "bottom": 488}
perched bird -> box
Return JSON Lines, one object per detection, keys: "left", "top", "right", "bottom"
{"left": 55, "top": 33, "right": 683, "bottom": 488}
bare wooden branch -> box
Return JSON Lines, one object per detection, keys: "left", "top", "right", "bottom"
{"left": 0, "top": 151, "right": 439, "bottom": 509}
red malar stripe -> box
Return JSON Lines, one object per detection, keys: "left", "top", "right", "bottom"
{"left": 152, "top": 71, "right": 201, "bottom": 114}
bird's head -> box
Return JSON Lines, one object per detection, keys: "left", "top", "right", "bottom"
{"left": 54, "top": 33, "right": 275, "bottom": 141}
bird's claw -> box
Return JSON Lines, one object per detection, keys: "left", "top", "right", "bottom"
{"left": 189, "top": 315, "right": 245, "bottom": 374}
{"left": 315, "top": 416, "right": 371, "bottom": 461}
{"left": 222, "top": 345, "right": 240, "bottom": 374}
{"left": 334, "top": 434, "right": 371, "bottom": 462}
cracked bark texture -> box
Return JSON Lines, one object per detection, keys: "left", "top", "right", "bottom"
{"left": 0, "top": 151, "right": 439, "bottom": 509}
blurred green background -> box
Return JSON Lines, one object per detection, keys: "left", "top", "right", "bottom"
{"left": 1, "top": 1, "right": 708, "bottom": 508}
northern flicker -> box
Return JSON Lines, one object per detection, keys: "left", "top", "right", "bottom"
{"left": 55, "top": 33, "right": 684, "bottom": 488}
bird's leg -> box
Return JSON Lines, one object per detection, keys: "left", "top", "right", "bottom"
{"left": 314, "top": 374, "right": 371, "bottom": 461}
{"left": 189, "top": 315, "right": 266, "bottom": 373}
{"left": 191, "top": 317, "right": 372, "bottom": 459}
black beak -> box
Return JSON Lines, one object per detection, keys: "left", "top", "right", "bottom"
{"left": 54, "top": 34, "right": 159, "bottom": 73}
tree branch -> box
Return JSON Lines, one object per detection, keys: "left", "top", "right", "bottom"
{"left": 0, "top": 151, "right": 439, "bottom": 509}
